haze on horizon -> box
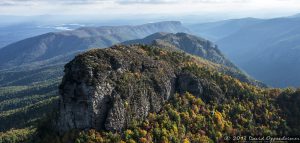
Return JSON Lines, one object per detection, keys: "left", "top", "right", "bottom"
{"left": 1, "top": 0, "right": 300, "bottom": 23}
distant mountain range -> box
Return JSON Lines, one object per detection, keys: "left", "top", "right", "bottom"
{"left": 0, "top": 21, "right": 189, "bottom": 70}
{"left": 187, "top": 18, "right": 262, "bottom": 41}
{"left": 6, "top": 17, "right": 300, "bottom": 88}
{"left": 189, "top": 16, "right": 300, "bottom": 87}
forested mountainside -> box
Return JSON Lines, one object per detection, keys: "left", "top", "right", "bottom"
{"left": 189, "top": 16, "right": 300, "bottom": 87}
{"left": 0, "top": 65, "right": 62, "bottom": 131}
{"left": 0, "top": 21, "right": 189, "bottom": 70}
{"left": 1, "top": 45, "right": 299, "bottom": 143}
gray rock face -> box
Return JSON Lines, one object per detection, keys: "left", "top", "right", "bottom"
{"left": 177, "top": 72, "right": 224, "bottom": 103}
{"left": 56, "top": 45, "right": 225, "bottom": 133}
{"left": 178, "top": 72, "right": 204, "bottom": 96}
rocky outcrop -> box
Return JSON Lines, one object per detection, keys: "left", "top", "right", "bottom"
{"left": 177, "top": 72, "right": 224, "bottom": 103}
{"left": 56, "top": 45, "right": 225, "bottom": 134}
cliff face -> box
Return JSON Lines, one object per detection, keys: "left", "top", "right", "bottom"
{"left": 56, "top": 45, "right": 223, "bottom": 133}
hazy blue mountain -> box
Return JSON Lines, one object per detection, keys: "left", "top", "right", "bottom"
{"left": 187, "top": 18, "right": 262, "bottom": 41}
{"left": 217, "top": 17, "right": 300, "bottom": 87}
{"left": 290, "top": 13, "right": 300, "bottom": 18}
{"left": 191, "top": 16, "right": 300, "bottom": 87}
{"left": 0, "top": 21, "right": 189, "bottom": 70}
{"left": 0, "top": 22, "right": 92, "bottom": 49}
{"left": 0, "top": 24, "right": 57, "bottom": 48}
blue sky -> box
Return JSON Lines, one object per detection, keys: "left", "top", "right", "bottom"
{"left": 1, "top": 0, "right": 300, "bottom": 19}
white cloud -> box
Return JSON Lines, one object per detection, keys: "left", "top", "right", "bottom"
{"left": 0, "top": 0, "right": 299, "bottom": 19}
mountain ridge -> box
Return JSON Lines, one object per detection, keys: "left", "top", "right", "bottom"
{"left": 123, "top": 32, "right": 235, "bottom": 67}
{"left": 123, "top": 32, "right": 265, "bottom": 87}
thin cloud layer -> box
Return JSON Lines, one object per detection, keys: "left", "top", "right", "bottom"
{"left": 0, "top": 0, "right": 299, "bottom": 18}
{"left": 116, "top": 0, "right": 181, "bottom": 4}
{"left": 116, "top": 0, "right": 247, "bottom": 4}
{"left": 0, "top": 0, "right": 107, "bottom": 5}
{"left": 0, "top": 0, "right": 277, "bottom": 6}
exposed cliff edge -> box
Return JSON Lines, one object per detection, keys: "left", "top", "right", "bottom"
{"left": 56, "top": 45, "right": 225, "bottom": 133}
